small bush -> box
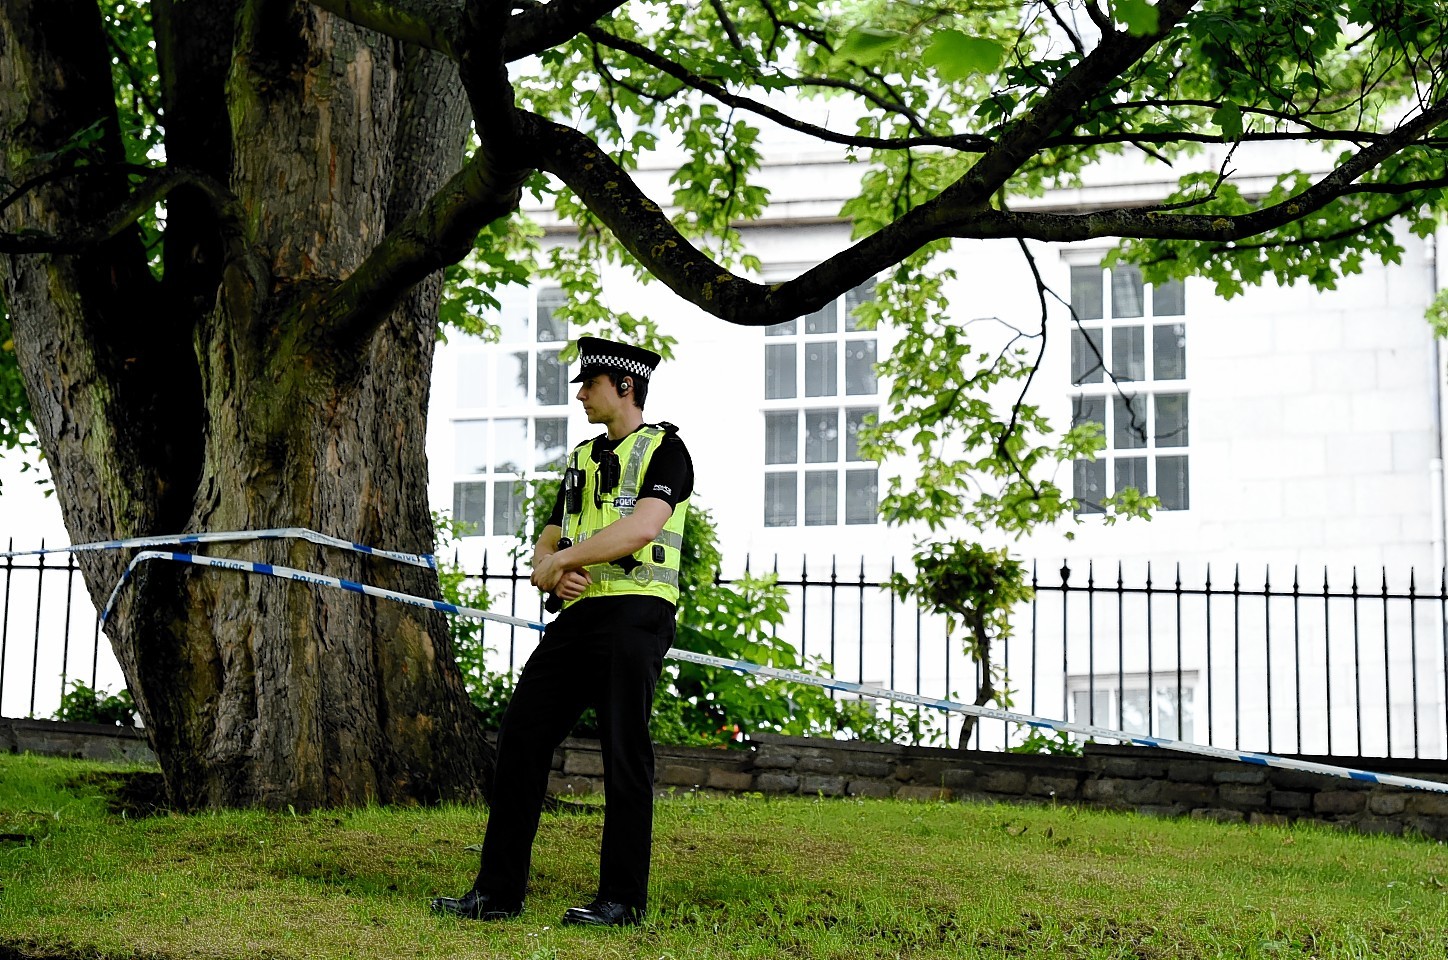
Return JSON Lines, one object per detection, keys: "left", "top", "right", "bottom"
{"left": 53, "top": 681, "right": 136, "bottom": 726}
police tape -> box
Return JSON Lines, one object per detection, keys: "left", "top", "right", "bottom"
{"left": 99, "top": 550, "right": 543, "bottom": 632}
{"left": 0, "top": 527, "right": 436, "bottom": 569}
{"left": 100, "top": 549, "right": 1448, "bottom": 795}
{"left": 664, "top": 648, "right": 1448, "bottom": 795}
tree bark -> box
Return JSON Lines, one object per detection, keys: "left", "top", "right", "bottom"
{"left": 0, "top": 0, "right": 494, "bottom": 809}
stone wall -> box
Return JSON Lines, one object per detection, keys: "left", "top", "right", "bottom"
{"left": 10, "top": 719, "right": 1447, "bottom": 839}
{"left": 1, "top": 717, "right": 154, "bottom": 763}
{"left": 549, "top": 733, "right": 1448, "bottom": 840}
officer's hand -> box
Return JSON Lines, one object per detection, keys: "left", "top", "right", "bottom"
{"left": 554, "top": 570, "right": 592, "bottom": 600}
{"left": 531, "top": 554, "right": 564, "bottom": 591}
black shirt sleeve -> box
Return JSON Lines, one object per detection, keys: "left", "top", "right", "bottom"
{"left": 638, "top": 432, "right": 694, "bottom": 509}
{"left": 546, "top": 482, "right": 565, "bottom": 528}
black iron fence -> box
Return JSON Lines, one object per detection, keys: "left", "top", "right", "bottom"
{"left": 5, "top": 543, "right": 1448, "bottom": 761}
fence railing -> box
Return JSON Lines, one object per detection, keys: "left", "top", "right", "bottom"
{"left": 5, "top": 544, "right": 1447, "bottom": 761}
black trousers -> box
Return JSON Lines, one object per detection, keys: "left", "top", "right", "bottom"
{"left": 474, "top": 594, "right": 675, "bottom": 910}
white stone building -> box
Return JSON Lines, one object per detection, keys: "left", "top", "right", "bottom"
{"left": 425, "top": 133, "right": 1448, "bottom": 759}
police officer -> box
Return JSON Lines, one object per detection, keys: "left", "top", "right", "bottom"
{"left": 432, "top": 336, "right": 693, "bottom": 928}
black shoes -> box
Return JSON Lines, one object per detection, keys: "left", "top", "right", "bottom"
{"left": 560, "top": 899, "right": 643, "bottom": 927}
{"left": 430, "top": 890, "right": 641, "bottom": 927}
{"left": 429, "top": 889, "right": 523, "bottom": 921}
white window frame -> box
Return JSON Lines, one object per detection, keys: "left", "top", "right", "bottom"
{"left": 1066, "top": 259, "right": 1190, "bottom": 513}
{"left": 1067, "top": 670, "right": 1198, "bottom": 741}
{"left": 761, "top": 278, "right": 881, "bottom": 528}
{"left": 450, "top": 286, "right": 571, "bottom": 537}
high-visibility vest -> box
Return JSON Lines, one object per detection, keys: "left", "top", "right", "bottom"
{"left": 561, "top": 425, "right": 689, "bottom": 606}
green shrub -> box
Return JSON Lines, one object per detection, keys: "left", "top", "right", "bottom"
{"left": 52, "top": 681, "right": 136, "bottom": 726}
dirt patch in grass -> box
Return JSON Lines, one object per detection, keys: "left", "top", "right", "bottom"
{"left": 66, "top": 769, "right": 170, "bottom": 818}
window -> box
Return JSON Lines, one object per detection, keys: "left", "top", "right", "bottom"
{"left": 763, "top": 279, "right": 880, "bottom": 527}
{"left": 1068, "top": 672, "right": 1196, "bottom": 741}
{"left": 1069, "top": 263, "right": 1188, "bottom": 513}
{"left": 452, "top": 287, "right": 570, "bottom": 536}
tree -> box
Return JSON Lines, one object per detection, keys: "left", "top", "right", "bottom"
{"left": 0, "top": 0, "right": 1443, "bottom": 807}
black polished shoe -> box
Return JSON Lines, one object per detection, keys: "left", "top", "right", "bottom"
{"left": 429, "top": 889, "right": 522, "bottom": 920}
{"left": 561, "top": 899, "right": 643, "bottom": 927}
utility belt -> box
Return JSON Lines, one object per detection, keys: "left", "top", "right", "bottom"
{"left": 584, "top": 562, "right": 680, "bottom": 587}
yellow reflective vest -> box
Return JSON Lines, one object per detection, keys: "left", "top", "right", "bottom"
{"left": 560, "top": 425, "right": 689, "bottom": 607}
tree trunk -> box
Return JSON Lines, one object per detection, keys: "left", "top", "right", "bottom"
{"left": 956, "top": 609, "right": 995, "bottom": 751}
{"left": 0, "top": 0, "right": 495, "bottom": 808}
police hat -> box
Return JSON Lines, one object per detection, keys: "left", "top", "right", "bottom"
{"left": 570, "top": 336, "right": 662, "bottom": 383}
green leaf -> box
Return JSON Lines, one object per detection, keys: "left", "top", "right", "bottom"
{"left": 834, "top": 26, "right": 904, "bottom": 67}
{"left": 1212, "top": 100, "right": 1244, "bottom": 140}
{"left": 923, "top": 30, "right": 1005, "bottom": 82}
{"left": 1112, "top": 0, "right": 1159, "bottom": 35}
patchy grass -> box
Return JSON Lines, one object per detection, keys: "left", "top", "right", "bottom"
{"left": 1, "top": 753, "right": 1446, "bottom": 959}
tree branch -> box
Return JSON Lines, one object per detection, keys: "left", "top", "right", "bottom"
{"left": 303, "top": 0, "right": 462, "bottom": 57}
{"left": 320, "top": 135, "right": 530, "bottom": 345}
{"left": 962, "top": 98, "right": 1448, "bottom": 244}
{"left": 582, "top": 27, "right": 991, "bottom": 151}
{"left": 502, "top": 0, "right": 633, "bottom": 61}
{"left": 0, "top": 166, "right": 238, "bottom": 254}
{"left": 530, "top": 111, "right": 964, "bottom": 325}
{"left": 934, "top": 0, "right": 1201, "bottom": 210}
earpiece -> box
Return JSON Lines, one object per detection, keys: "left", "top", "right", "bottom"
{"left": 619, "top": 380, "right": 631, "bottom": 394}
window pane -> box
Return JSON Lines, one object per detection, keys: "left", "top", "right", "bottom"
{"left": 1111, "top": 265, "right": 1144, "bottom": 318}
{"left": 1113, "top": 395, "right": 1147, "bottom": 449}
{"left": 1115, "top": 456, "right": 1148, "bottom": 495}
{"left": 1070, "top": 266, "right": 1104, "bottom": 321}
{"left": 1111, "top": 326, "right": 1145, "bottom": 382}
{"left": 804, "top": 470, "right": 837, "bottom": 526}
{"left": 457, "top": 354, "right": 488, "bottom": 407}
{"left": 766, "top": 318, "right": 797, "bottom": 337}
{"left": 1157, "top": 455, "right": 1190, "bottom": 510}
{"left": 495, "top": 301, "right": 529, "bottom": 343}
{"left": 844, "top": 338, "right": 877, "bottom": 395}
{"left": 765, "top": 411, "right": 798, "bottom": 465}
{"left": 805, "top": 409, "right": 839, "bottom": 463}
{"left": 845, "top": 468, "right": 878, "bottom": 524}
{"left": 493, "top": 418, "right": 527, "bottom": 473}
{"left": 1072, "top": 395, "right": 1105, "bottom": 433}
{"left": 455, "top": 421, "right": 489, "bottom": 474}
{"left": 535, "top": 350, "right": 567, "bottom": 406}
{"left": 493, "top": 479, "right": 522, "bottom": 538}
{"left": 845, "top": 279, "right": 875, "bottom": 331}
{"left": 1153, "top": 278, "right": 1185, "bottom": 317}
{"left": 535, "top": 417, "right": 568, "bottom": 471}
{"left": 805, "top": 341, "right": 837, "bottom": 397}
{"left": 765, "top": 473, "right": 797, "bottom": 527}
{"left": 452, "top": 482, "right": 487, "bottom": 531}
{"left": 1073, "top": 459, "right": 1106, "bottom": 514}
{"left": 1153, "top": 323, "right": 1186, "bottom": 380}
{"left": 845, "top": 408, "right": 874, "bottom": 461}
{"left": 765, "top": 343, "right": 797, "bottom": 399}
{"left": 536, "top": 288, "right": 568, "bottom": 342}
{"left": 1071, "top": 328, "right": 1103, "bottom": 385}
{"left": 1156, "top": 684, "right": 1193, "bottom": 740}
{"left": 1121, "top": 688, "right": 1150, "bottom": 734}
{"left": 1155, "top": 393, "right": 1189, "bottom": 447}
{"left": 805, "top": 300, "right": 837, "bottom": 334}
{"left": 497, "top": 351, "right": 529, "bottom": 406}
{"left": 1072, "top": 689, "right": 1110, "bottom": 724}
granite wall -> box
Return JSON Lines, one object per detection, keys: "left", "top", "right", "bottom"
{"left": 10, "top": 718, "right": 1447, "bottom": 838}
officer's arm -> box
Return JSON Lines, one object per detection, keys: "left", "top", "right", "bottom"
{"left": 548, "top": 498, "right": 672, "bottom": 572}
{"left": 531, "top": 524, "right": 564, "bottom": 565}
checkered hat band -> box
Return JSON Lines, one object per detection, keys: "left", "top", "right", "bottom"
{"left": 586, "top": 355, "right": 653, "bottom": 379}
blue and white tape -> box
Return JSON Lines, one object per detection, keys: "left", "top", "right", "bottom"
{"left": 100, "top": 550, "right": 542, "bottom": 631}
{"left": 664, "top": 649, "right": 1448, "bottom": 795}
{"left": 100, "top": 548, "right": 1448, "bottom": 795}
{"left": 0, "top": 527, "right": 435, "bottom": 569}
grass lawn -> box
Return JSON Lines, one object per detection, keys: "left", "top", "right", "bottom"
{"left": 1, "top": 753, "right": 1446, "bottom": 959}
